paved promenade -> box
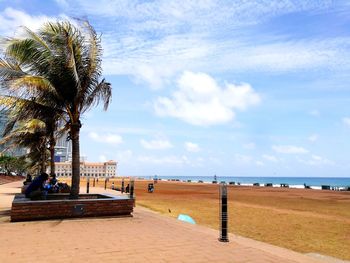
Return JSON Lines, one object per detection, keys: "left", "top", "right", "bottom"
{"left": 0, "top": 181, "right": 341, "bottom": 263}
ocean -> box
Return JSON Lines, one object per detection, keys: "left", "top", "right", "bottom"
{"left": 148, "top": 176, "right": 350, "bottom": 189}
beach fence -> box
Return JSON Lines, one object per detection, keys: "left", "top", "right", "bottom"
{"left": 219, "top": 183, "right": 229, "bottom": 242}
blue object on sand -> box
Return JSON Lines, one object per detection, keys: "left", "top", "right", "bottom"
{"left": 177, "top": 214, "right": 196, "bottom": 224}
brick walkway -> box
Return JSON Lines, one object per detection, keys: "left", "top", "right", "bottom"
{"left": 0, "top": 181, "right": 333, "bottom": 263}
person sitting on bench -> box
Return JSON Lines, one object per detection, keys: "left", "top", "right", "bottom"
{"left": 25, "top": 174, "right": 32, "bottom": 184}
{"left": 25, "top": 173, "right": 49, "bottom": 200}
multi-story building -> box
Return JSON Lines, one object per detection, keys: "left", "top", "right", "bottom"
{"left": 54, "top": 132, "right": 72, "bottom": 162}
{"left": 0, "top": 110, "right": 26, "bottom": 156}
{"left": 0, "top": 111, "right": 7, "bottom": 153}
{"left": 54, "top": 160, "right": 117, "bottom": 178}
{"left": 0, "top": 111, "right": 6, "bottom": 156}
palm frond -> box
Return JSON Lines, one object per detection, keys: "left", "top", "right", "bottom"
{"left": 83, "top": 78, "right": 112, "bottom": 112}
{"left": 9, "top": 75, "right": 58, "bottom": 98}
{"left": 22, "top": 26, "right": 51, "bottom": 53}
{"left": 0, "top": 58, "right": 26, "bottom": 80}
{"left": 5, "top": 38, "right": 50, "bottom": 73}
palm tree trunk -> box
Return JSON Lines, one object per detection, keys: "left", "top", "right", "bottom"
{"left": 49, "top": 135, "right": 56, "bottom": 176}
{"left": 70, "top": 123, "right": 81, "bottom": 199}
{"left": 40, "top": 150, "right": 46, "bottom": 174}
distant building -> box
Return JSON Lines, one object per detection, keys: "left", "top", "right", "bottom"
{"left": 53, "top": 160, "right": 117, "bottom": 178}
{"left": 54, "top": 132, "right": 72, "bottom": 162}
{"left": 0, "top": 111, "right": 7, "bottom": 153}
{"left": 0, "top": 110, "right": 26, "bottom": 157}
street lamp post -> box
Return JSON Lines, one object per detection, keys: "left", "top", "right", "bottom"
{"left": 87, "top": 175, "right": 90, "bottom": 193}
{"left": 219, "top": 183, "right": 229, "bottom": 242}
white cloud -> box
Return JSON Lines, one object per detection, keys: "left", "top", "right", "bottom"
{"left": 185, "top": 142, "right": 200, "bottom": 152}
{"left": 88, "top": 132, "right": 123, "bottom": 144}
{"left": 73, "top": 0, "right": 330, "bottom": 23}
{"left": 298, "top": 155, "right": 334, "bottom": 166}
{"left": 140, "top": 139, "right": 173, "bottom": 150}
{"left": 272, "top": 145, "right": 308, "bottom": 154}
{"left": 308, "top": 134, "right": 319, "bottom": 142}
{"left": 243, "top": 142, "right": 256, "bottom": 150}
{"left": 154, "top": 71, "right": 260, "bottom": 126}
{"left": 0, "top": 8, "right": 69, "bottom": 36}
{"left": 224, "top": 39, "right": 349, "bottom": 73}
{"left": 262, "top": 154, "right": 278, "bottom": 162}
{"left": 62, "top": 1, "right": 348, "bottom": 88}
{"left": 102, "top": 36, "right": 350, "bottom": 88}
{"left": 343, "top": 117, "right": 350, "bottom": 127}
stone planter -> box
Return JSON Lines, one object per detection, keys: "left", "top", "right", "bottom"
{"left": 11, "top": 193, "right": 134, "bottom": 222}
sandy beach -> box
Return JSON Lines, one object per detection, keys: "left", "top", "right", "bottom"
{"left": 64, "top": 177, "right": 350, "bottom": 260}
{"left": 1, "top": 180, "right": 332, "bottom": 263}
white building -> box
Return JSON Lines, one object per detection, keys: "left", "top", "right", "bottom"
{"left": 53, "top": 160, "right": 117, "bottom": 178}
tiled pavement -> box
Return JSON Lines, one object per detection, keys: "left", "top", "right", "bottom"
{"left": 0, "top": 181, "right": 333, "bottom": 263}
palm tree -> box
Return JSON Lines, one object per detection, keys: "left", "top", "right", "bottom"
{"left": 0, "top": 96, "right": 62, "bottom": 176}
{"left": 0, "top": 119, "right": 49, "bottom": 173}
{"left": 0, "top": 21, "right": 112, "bottom": 198}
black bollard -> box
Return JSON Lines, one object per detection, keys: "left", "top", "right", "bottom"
{"left": 87, "top": 177, "right": 90, "bottom": 193}
{"left": 121, "top": 178, "right": 124, "bottom": 193}
{"left": 104, "top": 178, "right": 107, "bottom": 190}
{"left": 219, "top": 183, "right": 229, "bottom": 242}
{"left": 129, "top": 178, "right": 135, "bottom": 199}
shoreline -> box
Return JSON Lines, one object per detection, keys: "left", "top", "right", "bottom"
{"left": 117, "top": 176, "right": 350, "bottom": 191}
{"left": 59, "top": 175, "right": 350, "bottom": 191}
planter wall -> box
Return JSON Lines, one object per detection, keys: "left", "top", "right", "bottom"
{"left": 11, "top": 193, "right": 134, "bottom": 222}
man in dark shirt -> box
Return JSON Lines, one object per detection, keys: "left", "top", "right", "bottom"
{"left": 25, "top": 173, "right": 49, "bottom": 199}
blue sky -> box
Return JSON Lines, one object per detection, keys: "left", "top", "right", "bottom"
{"left": 1, "top": 0, "right": 350, "bottom": 177}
